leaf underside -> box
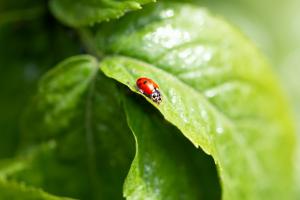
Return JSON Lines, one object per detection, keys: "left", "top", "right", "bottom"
{"left": 122, "top": 94, "right": 221, "bottom": 200}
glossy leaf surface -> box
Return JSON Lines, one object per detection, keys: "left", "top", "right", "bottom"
{"left": 97, "top": 3, "right": 295, "bottom": 199}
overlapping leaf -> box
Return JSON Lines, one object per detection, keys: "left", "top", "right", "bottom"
{"left": 50, "top": 0, "right": 156, "bottom": 27}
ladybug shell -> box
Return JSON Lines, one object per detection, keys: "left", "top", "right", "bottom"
{"left": 136, "top": 77, "right": 159, "bottom": 95}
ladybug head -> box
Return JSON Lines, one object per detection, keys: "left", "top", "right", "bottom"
{"left": 151, "top": 89, "right": 162, "bottom": 104}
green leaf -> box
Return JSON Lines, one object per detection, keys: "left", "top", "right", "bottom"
{"left": 96, "top": 2, "right": 295, "bottom": 199}
{"left": 122, "top": 94, "right": 221, "bottom": 200}
{"left": 49, "top": 0, "right": 156, "bottom": 27}
{"left": 20, "top": 55, "right": 134, "bottom": 199}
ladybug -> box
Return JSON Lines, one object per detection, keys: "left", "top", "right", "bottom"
{"left": 136, "top": 77, "right": 162, "bottom": 104}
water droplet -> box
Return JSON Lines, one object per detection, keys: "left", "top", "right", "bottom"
{"left": 143, "top": 25, "right": 191, "bottom": 49}
{"left": 216, "top": 127, "right": 224, "bottom": 135}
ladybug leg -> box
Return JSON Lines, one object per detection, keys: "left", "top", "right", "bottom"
{"left": 138, "top": 88, "right": 144, "bottom": 94}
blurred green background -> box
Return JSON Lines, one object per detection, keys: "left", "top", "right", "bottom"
{"left": 0, "top": 0, "right": 299, "bottom": 197}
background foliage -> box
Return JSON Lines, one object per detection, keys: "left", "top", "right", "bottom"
{"left": 0, "top": 0, "right": 299, "bottom": 199}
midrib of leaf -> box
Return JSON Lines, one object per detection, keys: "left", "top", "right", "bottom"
{"left": 84, "top": 70, "right": 101, "bottom": 199}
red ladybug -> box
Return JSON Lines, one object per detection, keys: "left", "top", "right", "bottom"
{"left": 136, "top": 77, "right": 162, "bottom": 104}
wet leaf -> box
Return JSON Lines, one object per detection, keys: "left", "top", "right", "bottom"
{"left": 97, "top": 3, "right": 296, "bottom": 199}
